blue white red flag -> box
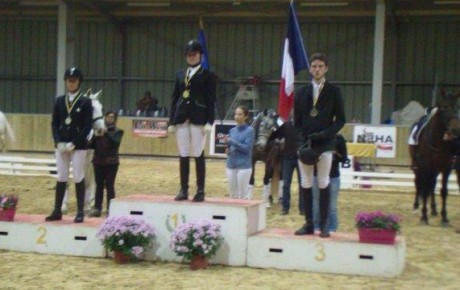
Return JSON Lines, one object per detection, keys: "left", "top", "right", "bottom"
{"left": 278, "top": 1, "right": 309, "bottom": 120}
{"left": 198, "top": 20, "right": 210, "bottom": 70}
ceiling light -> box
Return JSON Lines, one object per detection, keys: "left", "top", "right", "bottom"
{"left": 127, "top": 2, "right": 170, "bottom": 7}
{"left": 20, "top": 0, "right": 57, "bottom": 6}
{"left": 434, "top": 0, "right": 460, "bottom": 4}
{"left": 300, "top": 2, "right": 349, "bottom": 7}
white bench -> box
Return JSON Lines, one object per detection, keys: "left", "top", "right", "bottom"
{"left": 0, "top": 155, "right": 57, "bottom": 177}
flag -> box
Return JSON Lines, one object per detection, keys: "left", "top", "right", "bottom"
{"left": 278, "top": 1, "right": 309, "bottom": 121}
{"left": 198, "top": 18, "right": 210, "bottom": 70}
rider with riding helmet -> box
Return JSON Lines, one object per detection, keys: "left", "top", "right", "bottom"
{"left": 168, "top": 39, "right": 216, "bottom": 202}
{"left": 46, "top": 67, "right": 93, "bottom": 223}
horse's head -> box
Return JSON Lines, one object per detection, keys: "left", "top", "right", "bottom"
{"left": 252, "top": 109, "right": 280, "bottom": 152}
{"left": 436, "top": 90, "right": 460, "bottom": 138}
{"left": 85, "top": 88, "right": 106, "bottom": 135}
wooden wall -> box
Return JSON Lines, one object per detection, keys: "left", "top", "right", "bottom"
{"left": 4, "top": 114, "right": 411, "bottom": 167}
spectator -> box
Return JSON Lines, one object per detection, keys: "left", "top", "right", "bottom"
{"left": 89, "top": 111, "right": 124, "bottom": 217}
{"left": 225, "top": 105, "right": 255, "bottom": 199}
{"left": 137, "top": 91, "right": 159, "bottom": 116}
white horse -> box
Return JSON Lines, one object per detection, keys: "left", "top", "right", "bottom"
{"left": 0, "top": 111, "right": 16, "bottom": 153}
{"left": 62, "top": 89, "right": 106, "bottom": 213}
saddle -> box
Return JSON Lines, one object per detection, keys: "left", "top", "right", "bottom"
{"left": 410, "top": 107, "right": 438, "bottom": 145}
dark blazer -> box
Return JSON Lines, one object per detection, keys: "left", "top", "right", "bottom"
{"left": 294, "top": 81, "right": 346, "bottom": 151}
{"left": 51, "top": 93, "right": 93, "bottom": 149}
{"left": 91, "top": 126, "right": 124, "bottom": 166}
{"left": 169, "top": 67, "right": 216, "bottom": 126}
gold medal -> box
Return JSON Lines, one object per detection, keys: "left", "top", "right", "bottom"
{"left": 65, "top": 117, "right": 72, "bottom": 125}
{"left": 183, "top": 90, "right": 190, "bottom": 98}
{"left": 310, "top": 107, "right": 318, "bottom": 117}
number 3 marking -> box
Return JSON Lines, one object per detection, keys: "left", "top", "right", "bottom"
{"left": 36, "top": 226, "right": 47, "bottom": 244}
{"left": 315, "top": 242, "right": 326, "bottom": 262}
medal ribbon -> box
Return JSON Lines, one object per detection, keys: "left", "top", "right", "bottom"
{"left": 313, "top": 82, "right": 324, "bottom": 107}
{"left": 65, "top": 92, "right": 82, "bottom": 116}
{"left": 184, "top": 68, "right": 191, "bottom": 92}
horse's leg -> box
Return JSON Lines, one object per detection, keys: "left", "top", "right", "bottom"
{"left": 413, "top": 171, "right": 420, "bottom": 211}
{"left": 263, "top": 163, "right": 274, "bottom": 205}
{"left": 440, "top": 169, "right": 450, "bottom": 225}
{"left": 248, "top": 159, "right": 256, "bottom": 199}
{"left": 419, "top": 170, "right": 431, "bottom": 224}
{"left": 249, "top": 158, "right": 256, "bottom": 186}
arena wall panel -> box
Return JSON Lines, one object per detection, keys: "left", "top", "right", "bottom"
{"left": 4, "top": 113, "right": 411, "bottom": 167}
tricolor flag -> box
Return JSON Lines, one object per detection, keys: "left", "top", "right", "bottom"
{"left": 278, "top": 1, "right": 309, "bottom": 120}
{"left": 198, "top": 18, "right": 210, "bottom": 70}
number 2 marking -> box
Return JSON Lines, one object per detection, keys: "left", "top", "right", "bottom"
{"left": 36, "top": 226, "right": 47, "bottom": 245}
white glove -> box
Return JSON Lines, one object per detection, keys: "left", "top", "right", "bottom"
{"left": 203, "top": 123, "right": 213, "bottom": 134}
{"left": 65, "top": 142, "right": 75, "bottom": 153}
{"left": 95, "top": 127, "right": 107, "bottom": 136}
{"left": 57, "top": 142, "right": 67, "bottom": 153}
{"left": 168, "top": 125, "right": 175, "bottom": 133}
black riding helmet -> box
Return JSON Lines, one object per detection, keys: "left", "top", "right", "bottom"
{"left": 185, "top": 39, "right": 203, "bottom": 55}
{"left": 64, "top": 67, "right": 83, "bottom": 82}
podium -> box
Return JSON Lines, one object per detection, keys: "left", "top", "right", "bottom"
{"left": 0, "top": 214, "right": 105, "bottom": 257}
{"left": 247, "top": 228, "right": 405, "bottom": 278}
{"left": 0, "top": 195, "right": 406, "bottom": 277}
{"left": 110, "top": 195, "right": 266, "bottom": 266}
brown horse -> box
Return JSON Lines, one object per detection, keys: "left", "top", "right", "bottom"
{"left": 411, "top": 91, "right": 460, "bottom": 225}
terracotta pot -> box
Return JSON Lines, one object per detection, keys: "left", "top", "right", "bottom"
{"left": 0, "top": 208, "right": 16, "bottom": 222}
{"left": 190, "top": 255, "right": 208, "bottom": 270}
{"left": 113, "top": 251, "right": 132, "bottom": 264}
{"left": 358, "top": 228, "right": 397, "bottom": 245}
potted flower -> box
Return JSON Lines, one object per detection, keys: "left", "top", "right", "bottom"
{"left": 0, "top": 194, "right": 19, "bottom": 221}
{"left": 355, "top": 211, "right": 401, "bottom": 244}
{"left": 170, "top": 219, "right": 224, "bottom": 270}
{"left": 97, "top": 215, "right": 157, "bottom": 263}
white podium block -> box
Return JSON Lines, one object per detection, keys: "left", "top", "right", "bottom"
{"left": 247, "top": 228, "right": 405, "bottom": 277}
{"left": 0, "top": 214, "right": 105, "bottom": 258}
{"left": 110, "top": 195, "right": 266, "bottom": 266}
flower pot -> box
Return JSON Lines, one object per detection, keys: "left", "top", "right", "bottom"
{"left": 113, "top": 251, "right": 132, "bottom": 264}
{"left": 358, "top": 228, "right": 396, "bottom": 245}
{"left": 190, "top": 255, "right": 208, "bottom": 270}
{"left": 0, "top": 208, "right": 16, "bottom": 221}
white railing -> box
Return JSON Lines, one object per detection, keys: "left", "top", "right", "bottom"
{"left": 0, "top": 155, "right": 57, "bottom": 177}
{"left": 341, "top": 170, "right": 460, "bottom": 194}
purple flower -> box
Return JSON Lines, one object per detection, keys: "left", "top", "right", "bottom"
{"left": 170, "top": 219, "right": 224, "bottom": 261}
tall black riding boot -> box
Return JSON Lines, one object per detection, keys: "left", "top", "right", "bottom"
{"left": 45, "top": 181, "right": 67, "bottom": 221}
{"left": 175, "top": 157, "right": 190, "bottom": 201}
{"left": 295, "top": 188, "right": 314, "bottom": 235}
{"left": 74, "top": 180, "right": 85, "bottom": 223}
{"left": 319, "top": 186, "right": 331, "bottom": 238}
{"left": 193, "top": 152, "right": 205, "bottom": 202}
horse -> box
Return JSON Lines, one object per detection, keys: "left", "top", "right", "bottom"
{"left": 249, "top": 109, "right": 283, "bottom": 205}
{"left": 62, "top": 89, "right": 106, "bottom": 213}
{"left": 0, "top": 111, "right": 16, "bottom": 153}
{"left": 411, "top": 90, "right": 460, "bottom": 225}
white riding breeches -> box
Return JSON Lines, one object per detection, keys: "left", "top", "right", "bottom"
{"left": 226, "top": 167, "right": 252, "bottom": 199}
{"left": 298, "top": 151, "right": 333, "bottom": 189}
{"left": 175, "top": 120, "right": 207, "bottom": 157}
{"left": 56, "top": 149, "right": 87, "bottom": 183}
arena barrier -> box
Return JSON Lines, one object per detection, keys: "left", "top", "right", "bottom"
{"left": 0, "top": 195, "right": 406, "bottom": 277}
{"left": 340, "top": 169, "right": 459, "bottom": 194}
{"left": 0, "top": 155, "right": 56, "bottom": 177}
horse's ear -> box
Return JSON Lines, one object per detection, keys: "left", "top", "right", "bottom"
{"left": 85, "top": 88, "right": 92, "bottom": 97}
{"left": 94, "top": 89, "right": 103, "bottom": 99}
{"left": 263, "top": 108, "right": 268, "bottom": 116}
